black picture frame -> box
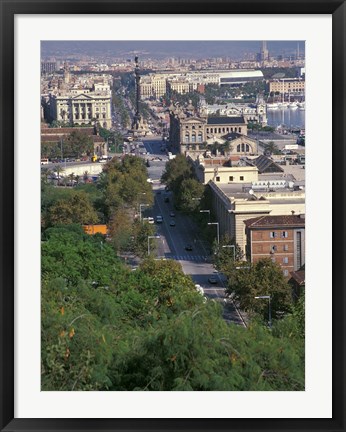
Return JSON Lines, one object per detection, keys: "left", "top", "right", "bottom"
{"left": 1, "top": 1, "right": 345, "bottom": 431}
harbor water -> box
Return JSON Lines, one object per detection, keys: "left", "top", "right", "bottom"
{"left": 267, "top": 108, "right": 305, "bottom": 129}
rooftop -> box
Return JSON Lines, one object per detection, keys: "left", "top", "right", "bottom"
{"left": 244, "top": 214, "right": 305, "bottom": 229}
{"left": 207, "top": 116, "right": 245, "bottom": 125}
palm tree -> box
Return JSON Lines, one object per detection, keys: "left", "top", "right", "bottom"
{"left": 263, "top": 141, "right": 279, "bottom": 156}
{"left": 41, "top": 167, "right": 52, "bottom": 184}
{"left": 75, "top": 175, "right": 81, "bottom": 186}
{"left": 53, "top": 164, "right": 64, "bottom": 186}
{"left": 68, "top": 172, "right": 75, "bottom": 187}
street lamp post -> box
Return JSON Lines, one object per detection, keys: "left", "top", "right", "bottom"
{"left": 254, "top": 295, "right": 272, "bottom": 328}
{"left": 148, "top": 235, "right": 160, "bottom": 255}
{"left": 137, "top": 192, "right": 147, "bottom": 222}
{"left": 200, "top": 209, "right": 211, "bottom": 222}
{"left": 60, "top": 138, "right": 63, "bottom": 161}
{"left": 222, "top": 244, "right": 235, "bottom": 261}
{"left": 139, "top": 203, "right": 149, "bottom": 222}
{"left": 208, "top": 222, "right": 219, "bottom": 244}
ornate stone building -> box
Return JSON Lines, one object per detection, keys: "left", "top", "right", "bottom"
{"left": 168, "top": 101, "right": 257, "bottom": 158}
{"left": 46, "top": 65, "right": 112, "bottom": 129}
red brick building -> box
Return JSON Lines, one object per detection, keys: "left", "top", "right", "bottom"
{"left": 245, "top": 215, "right": 305, "bottom": 277}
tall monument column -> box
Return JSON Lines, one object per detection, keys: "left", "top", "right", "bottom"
{"left": 132, "top": 56, "right": 141, "bottom": 132}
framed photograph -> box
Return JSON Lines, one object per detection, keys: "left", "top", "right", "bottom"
{"left": 1, "top": 1, "right": 344, "bottom": 431}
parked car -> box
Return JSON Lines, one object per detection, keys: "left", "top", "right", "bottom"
{"left": 208, "top": 276, "right": 218, "bottom": 284}
{"left": 185, "top": 244, "right": 193, "bottom": 251}
{"left": 164, "top": 197, "right": 170, "bottom": 203}
{"left": 156, "top": 215, "right": 163, "bottom": 224}
{"left": 169, "top": 220, "right": 176, "bottom": 227}
{"left": 169, "top": 212, "right": 175, "bottom": 217}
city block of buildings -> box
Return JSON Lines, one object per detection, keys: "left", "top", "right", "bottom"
{"left": 139, "top": 69, "right": 264, "bottom": 99}
{"left": 41, "top": 65, "right": 113, "bottom": 129}
{"left": 168, "top": 100, "right": 265, "bottom": 159}
{"left": 191, "top": 155, "right": 305, "bottom": 274}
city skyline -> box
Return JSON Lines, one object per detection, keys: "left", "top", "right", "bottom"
{"left": 41, "top": 40, "right": 305, "bottom": 61}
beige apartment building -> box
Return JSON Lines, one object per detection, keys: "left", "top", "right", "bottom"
{"left": 167, "top": 79, "right": 191, "bottom": 95}
{"left": 269, "top": 78, "right": 305, "bottom": 94}
{"left": 194, "top": 159, "right": 259, "bottom": 184}
{"left": 208, "top": 180, "right": 305, "bottom": 257}
{"left": 140, "top": 74, "right": 167, "bottom": 99}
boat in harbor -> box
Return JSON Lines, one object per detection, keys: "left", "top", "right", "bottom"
{"left": 297, "top": 101, "right": 305, "bottom": 110}
{"left": 267, "top": 102, "right": 279, "bottom": 109}
{"left": 289, "top": 101, "right": 298, "bottom": 109}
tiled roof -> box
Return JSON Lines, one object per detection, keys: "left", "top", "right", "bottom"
{"left": 41, "top": 135, "right": 104, "bottom": 143}
{"left": 207, "top": 116, "right": 245, "bottom": 125}
{"left": 244, "top": 215, "right": 305, "bottom": 229}
{"left": 246, "top": 155, "right": 283, "bottom": 173}
{"left": 289, "top": 270, "right": 305, "bottom": 285}
{"left": 41, "top": 127, "right": 95, "bottom": 136}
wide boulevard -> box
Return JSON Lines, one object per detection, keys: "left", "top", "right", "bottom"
{"left": 140, "top": 137, "right": 246, "bottom": 327}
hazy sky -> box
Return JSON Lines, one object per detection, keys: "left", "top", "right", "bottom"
{"left": 41, "top": 40, "right": 305, "bottom": 60}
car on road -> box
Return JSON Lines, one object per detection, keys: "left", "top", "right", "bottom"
{"left": 164, "top": 197, "right": 170, "bottom": 203}
{"left": 169, "top": 212, "right": 175, "bottom": 217}
{"left": 208, "top": 276, "right": 218, "bottom": 284}
{"left": 185, "top": 244, "right": 193, "bottom": 251}
{"left": 169, "top": 220, "right": 176, "bottom": 227}
{"left": 156, "top": 215, "right": 163, "bottom": 224}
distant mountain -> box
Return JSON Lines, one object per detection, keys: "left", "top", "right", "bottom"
{"left": 41, "top": 40, "right": 304, "bottom": 60}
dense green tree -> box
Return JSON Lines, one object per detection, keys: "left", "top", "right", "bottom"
{"left": 98, "top": 156, "right": 153, "bottom": 220}
{"left": 48, "top": 191, "right": 98, "bottom": 227}
{"left": 41, "top": 228, "right": 304, "bottom": 391}
{"left": 131, "top": 220, "right": 156, "bottom": 258}
{"left": 160, "top": 154, "right": 194, "bottom": 195}
{"left": 175, "top": 178, "right": 205, "bottom": 213}
{"left": 225, "top": 258, "right": 292, "bottom": 320}
{"left": 62, "top": 130, "right": 94, "bottom": 158}
{"left": 212, "top": 234, "right": 244, "bottom": 271}
{"left": 107, "top": 208, "right": 134, "bottom": 253}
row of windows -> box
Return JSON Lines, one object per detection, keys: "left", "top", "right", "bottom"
{"left": 184, "top": 133, "right": 203, "bottom": 143}
{"left": 216, "top": 175, "right": 245, "bottom": 182}
{"left": 206, "top": 127, "right": 242, "bottom": 134}
{"left": 270, "top": 231, "right": 288, "bottom": 238}
{"left": 271, "top": 256, "right": 289, "bottom": 264}
{"left": 73, "top": 113, "right": 106, "bottom": 120}
{"left": 256, "top": 244, "right": 289, "bottom": 252}
{"left": 271, "top": 245, "right": 289, "bottom": 253}
{"left": 237, "top": 143, "right": 250, "bottom": 152}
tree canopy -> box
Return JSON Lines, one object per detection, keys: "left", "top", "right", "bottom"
{"left": 42, "top": 226, "right": 304, "bottom": 391}
{"left": 161, "top": 154, "right": 195, "bottom": 195}
{"left": 225, "top": 258, "right": 292, "bottom": 320}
